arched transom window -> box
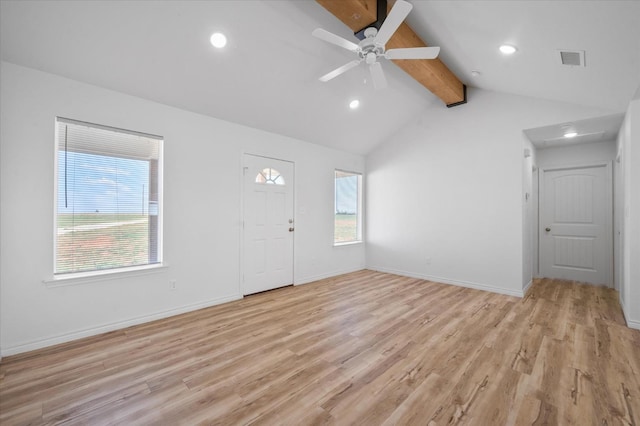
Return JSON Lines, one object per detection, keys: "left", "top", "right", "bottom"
{"left": 255, "top": 168, "right": 285, "bottom": 185}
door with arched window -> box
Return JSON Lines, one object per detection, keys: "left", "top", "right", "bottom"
{"left": 242, "top": 154, "right": 294, "bottom": 295}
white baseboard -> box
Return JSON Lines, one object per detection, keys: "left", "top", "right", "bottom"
{"left": 618, "top": 295, "right": 639, "bottom": 330}
{"left": 295, "top": 266, "right": 366, "bottom": 286}
{"left": 523, "top": 279, "right": 533, "bottom": 296}
{"left": 627, "top": 319, "right": 640, "bottom": 330}
{"left": 1, "top": 293, "right": 242, "bottom": 357}
{"left": 367, "top": 266, "right": 525, "bottom": 298}
{"left": 623, "top": 303, "right": 640, "bottom": 330}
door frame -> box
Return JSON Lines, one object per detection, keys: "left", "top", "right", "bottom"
{"left": 538, "top": 160, "right": 613, "bottom": 287}
{"left": 239, "top": 152, "right": 296, "bottom": 296}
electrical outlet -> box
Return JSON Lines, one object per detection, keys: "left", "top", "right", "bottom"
{"left": 169, "top": 280, "right": 177, "bottom": 290}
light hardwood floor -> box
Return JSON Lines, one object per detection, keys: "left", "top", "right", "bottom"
{"left": 1, "top": 270, "right": 639, "bottom": 425}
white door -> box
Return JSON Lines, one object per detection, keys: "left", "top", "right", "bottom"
{"left": 539, "top": 165, "right": 611, "bottom": 286}
{"left": 242, "top": 154, "right": 294, "bottom": 295}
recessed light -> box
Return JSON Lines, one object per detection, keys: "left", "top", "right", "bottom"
{"left": 564, "top": 132, "right": 578, "bottom": 138}
{"left": 499, "top": 44, "right": 517, "bottom": 55}
{"left": 471, "top": 70, "right": 481, "bottom": 77}
{"left": 210, "top": 32, "right": 227, "bottom": 48}
{"left": 349, "top": 100, "right": 360, "bottom": 109}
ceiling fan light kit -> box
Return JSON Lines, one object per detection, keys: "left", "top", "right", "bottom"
{"left": 313, "top": 0, "right": 440, "bottom": 91}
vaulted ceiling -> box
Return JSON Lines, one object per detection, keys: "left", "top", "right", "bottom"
{"left": 1, "top": 1, "right": 639, "bottom": 154}
{"left": 315, "top": 0, "right": 465, "bottom": 107}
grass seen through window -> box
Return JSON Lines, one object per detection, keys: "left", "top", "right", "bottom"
{"left": 57, "top": 214, "right": 149, "bottom": 273}
{"left": 334, "top": 213, "right": 358, "bottom": 243}
{"left": 334, "top": 170, "right": 361, "bottom": 244}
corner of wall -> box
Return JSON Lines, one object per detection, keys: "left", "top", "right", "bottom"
{"left": 366, "top": 266, "right": 526, "bottom": 298}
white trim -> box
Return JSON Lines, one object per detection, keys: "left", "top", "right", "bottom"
{"left": 1, "top": 293, "right": 242, "bottom": 357}
{"left": 620, "top": 297, "right": 638, "bottom": 330}
{"left": 367, "top": 266, "right": 525, "bottom": 298}
{"left": 523, "top": 279, "right": 533, "bottom": 296}
{"left": 44, "top": 264, "right": 168, "bottom": 287}
{"left": 620, "top": 291, "right": 628, "bottom": 319}
{"left": 294, "top": 266, "right": 365, "bottom": 286}
{"left": 57, "top": 116, "right": 164, "bottom": 140}
{"left": 627, "top": 319, "right": 640, "bottom": 331}
{"left": 334, "top": 241, "right": 363, "bottom": 247}
{"left": 539, "top": 160, "right": 611, "bottom": 172}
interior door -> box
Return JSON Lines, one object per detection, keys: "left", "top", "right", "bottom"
{"left": 242, "top": 154, "right": 294, "bottom": 295}
{"left": 539, "top": 164, "right": 611, "bottom": 286}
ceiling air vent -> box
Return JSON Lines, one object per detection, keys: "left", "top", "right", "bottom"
{"left": 558, "top": 50, "right": 585, "bottom": 67}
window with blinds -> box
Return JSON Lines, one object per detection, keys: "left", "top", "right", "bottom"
{"left": 55, "top": 118, "right": 163, "bottom": 275}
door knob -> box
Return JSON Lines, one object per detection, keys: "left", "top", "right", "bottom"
{"left": 289, "top": 227, "right": 295, "bottom": 232}
{"left": 545, "top": 227, "right": 551, "bottom": 232}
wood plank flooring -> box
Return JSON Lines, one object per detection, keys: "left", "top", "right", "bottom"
{"left": 1, "top": 270, "right": 639, "bottom": 425}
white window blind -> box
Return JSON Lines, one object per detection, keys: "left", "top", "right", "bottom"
{"left": 55, "top": 118, "right": 163, "bottom": 275}
{"left": 334, "top": 170, "right": 362, "bottom": 244}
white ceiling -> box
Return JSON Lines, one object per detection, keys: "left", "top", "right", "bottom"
{"left": 523, "top": 113, "right": 624, "bottom": 149}
{"left": 2, "top": 1, "right": 639, "bottom": 155}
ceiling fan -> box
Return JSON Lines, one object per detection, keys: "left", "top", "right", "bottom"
{"left": 312, "top": 0, "right": 440, "bottom": 90}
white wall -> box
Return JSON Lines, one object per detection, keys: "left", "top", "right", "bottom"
{"left": 536, "top": 140, "right": 617, "bottom": 167}
{"left": 0, "top": 62, "right": 365, "bottom": 356}
{"left": 615, "top": 137, "right": 624, "bottom": 294}
{"left": 365, "top": 88, "right": 612, "bottom": 297}
{"left": 618, "top": 97, "right": 640, "bottom": 329}
{"left": 629, "top": 99, "right": 640, "bottom": 329}
{"left": 532, "top": 164, "right": 539, "bottom": 280}
{"left": 522, "top": 138, "right": 536, "bottom": 292}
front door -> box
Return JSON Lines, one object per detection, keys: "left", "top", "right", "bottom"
{"left": 242, "top": 154, "right": 294, "bottom": 295}
{"left": 539, "top": 164, "right": 611, "bottom": 286}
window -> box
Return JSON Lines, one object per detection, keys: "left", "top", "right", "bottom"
{"left": 255, "top": 168, "right": 285, "bottom": 185}
{"left": 55, "top": 118, "right": 162, "bottom": 275}
{"left": 334, "top": 170, "right": 362, "bottom": 244}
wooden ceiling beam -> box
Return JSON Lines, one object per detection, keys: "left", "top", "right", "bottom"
{"left": 315, "top": 0, "right": 466, "bottom": 107}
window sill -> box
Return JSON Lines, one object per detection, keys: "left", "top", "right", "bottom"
{"left": 43, "top": 264, "right": 168, "bottom": 288}
{"left": 334, "top": 241, "right": 363, "bottom": 247}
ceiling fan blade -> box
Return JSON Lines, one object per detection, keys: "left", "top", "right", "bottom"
{"left": 385, "top": 46, "right": 441, "bottom": 60}
{"left": 374, "top": 0, "right": 412, "bottom": 47}
{"left": 369, "top": 62, "right": 387, "bottom": 90}
{"left": 319, "top": 59, "right": 362, "bottom": 82}
{"left": 312, "top": 28, "right": 359, "bottom": 52}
